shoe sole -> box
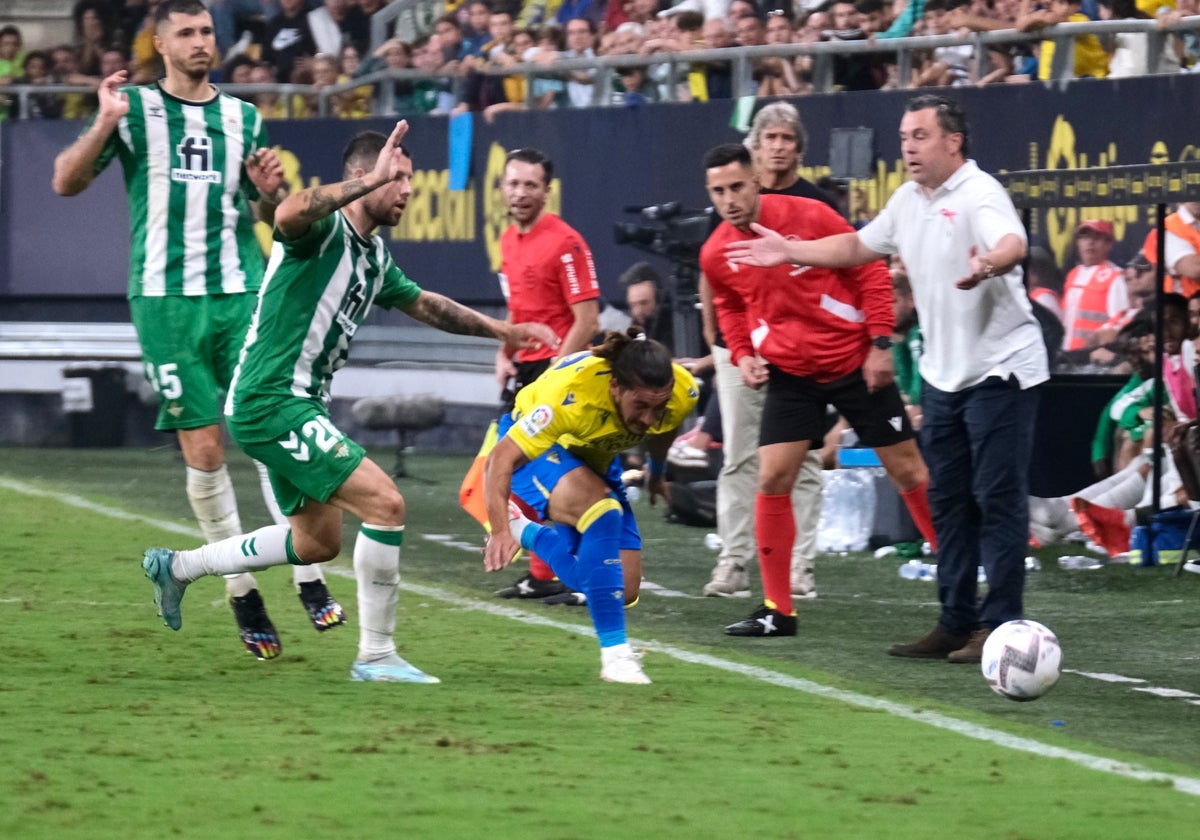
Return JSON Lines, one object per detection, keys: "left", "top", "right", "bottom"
{"left": 702, "top": 589, "right": 751, "bottom": 598}
{"left": 724, "top": 623, "right": 798, "bottom": 637}
{"left": 350, "top": 667, "right": 441, "bottom": 684}
{"left": 725, "top": 629, "right": 797, "bottom": 637}
{"left": 142, "top": 549, "right": 184, "bottom": 631}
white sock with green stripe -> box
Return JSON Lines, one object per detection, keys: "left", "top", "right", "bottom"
{"left": 170, "top": 524, "right": 294, "bottom": 583}
{"left": 186, "top": 463, "right": 259, "bottom": 597}
{"left": 354, "top": 524, "right": 404, "bottom": 663}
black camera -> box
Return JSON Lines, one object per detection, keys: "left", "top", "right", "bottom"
{"left": 613, "top": 202, "right": 713, "bottom": 266}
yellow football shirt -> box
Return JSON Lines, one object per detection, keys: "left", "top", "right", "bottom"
{"left": 507, "top": 352, "right": 700, "bottom": 474}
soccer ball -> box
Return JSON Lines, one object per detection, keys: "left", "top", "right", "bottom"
{"left": 981, "top": 620, "right": 1062, "bottom": 702}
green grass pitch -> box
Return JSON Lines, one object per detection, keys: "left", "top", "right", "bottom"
{"left": 3, "top": 445, "right": 1200, "bottom": 839}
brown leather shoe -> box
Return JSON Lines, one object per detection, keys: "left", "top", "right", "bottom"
{"left": 887, "top": 626, "right": 971, "bottom": 659}
{"left": 946, "top": 628, "right": 992, "bottom": 664}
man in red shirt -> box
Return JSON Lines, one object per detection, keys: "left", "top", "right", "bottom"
{"left": 700, "top": 142, "right": 937, "bottom": 637}
{"left": 493, "top": 147, "right": 600, "bottom": 601}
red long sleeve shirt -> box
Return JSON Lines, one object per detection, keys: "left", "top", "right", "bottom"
{"left": 700, "top": 194, "right": 895, "bottom": 382}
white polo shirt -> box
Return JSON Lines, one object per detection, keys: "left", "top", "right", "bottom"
{"left": 858, "top": 160, "right": 1049, "bottom": 393}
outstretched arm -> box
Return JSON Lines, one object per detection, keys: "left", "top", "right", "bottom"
{"left": 724, "top": 224, "right": 883, "bottom": 269}
{"left": 51, "top": 70, "right": 128, "bottom": 196}
{"left": 957, "top": 234, "right": 1027, "bottom": 290}
{"left": 404, "top": 290, "right": 560, "bottom": 352}
{"left": 273, "top": 120, "right": 408, "bottom": 239}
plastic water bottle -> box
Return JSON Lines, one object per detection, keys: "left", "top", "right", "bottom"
{"left": 898, "top": 560, "right": 936, "bottom": 581}
{"left": 1058, "top": 555, "right": 1104, "bottom": 571}
{"left": 817, "top": 468, "right": 877, "bottom": 552}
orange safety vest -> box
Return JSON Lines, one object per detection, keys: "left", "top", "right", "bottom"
{"left": 1143, "top": 214, "right": 1200, "bottom": 297}
{"left": 1062, "top": 263, "right": 1123, "bottom": 350}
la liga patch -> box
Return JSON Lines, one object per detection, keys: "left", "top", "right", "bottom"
{"left": 518, "top": 405, "right": 554, "bottom": 437}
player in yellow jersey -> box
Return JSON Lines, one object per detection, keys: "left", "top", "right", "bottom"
{"left": 482, "top": 328, "right": 699, "bottom": 683}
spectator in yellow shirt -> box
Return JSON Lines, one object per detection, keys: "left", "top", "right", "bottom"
{"left": 1017, "top": 0, "right": 1110, "bottom": 78}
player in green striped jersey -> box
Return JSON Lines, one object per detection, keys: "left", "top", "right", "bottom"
{"left": 52, "top": 0, "right": 346, "bottom": 660}
{"left": 140, "top": 120, "right": 558, "bottom": 682}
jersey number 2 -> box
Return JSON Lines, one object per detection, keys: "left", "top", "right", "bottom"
{"left": 302, "top": 416, "right": 344, "bottom": 453}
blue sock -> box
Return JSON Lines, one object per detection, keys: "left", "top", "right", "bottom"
{"left": 574, "top": 500, "right": 625, "bottom": 648}
{"left": 528, "top": 524, "right": 583, "bottom": 591}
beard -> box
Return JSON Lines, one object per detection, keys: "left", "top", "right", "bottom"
{"left": 172, "top": 54, "right": 211, "bottom": 83}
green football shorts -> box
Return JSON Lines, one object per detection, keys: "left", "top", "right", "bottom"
{"left": 130, "top": 293, "right": 257, "bottom": 431}
{"left": 229, "top": 401, "right": 366, "bottom": 516}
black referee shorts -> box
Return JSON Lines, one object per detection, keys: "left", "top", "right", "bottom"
{"left": 759, "top": 366, "right": 915, "bottom": 449}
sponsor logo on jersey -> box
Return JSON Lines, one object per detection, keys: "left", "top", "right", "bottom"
{"left": 518, "top": 404, "right": 554, "bottom": 437}
{"left": 562, "top": 251, "right": 580, "bottom": 295}
{"left": 335, "top": 442, "right": 351, "bottom": 458}
{"left": 335, "top": 279, "right": 369, "bottom": 336}
{"left": 562, "top": 391, "right": 576, "bottom": 406}
{"left": 167, "top": 402, "right": 184, "bottom": 417}
{"left": 171, "top": 134, "right": 221, "bottom": 184}
{"left": 888, "top": 415, "right": 903, "bottom": 431}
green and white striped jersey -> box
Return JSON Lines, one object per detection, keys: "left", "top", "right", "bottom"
{"left": 93, "top": 83, "right": 269, "bottom": 298}
{"left": 226, "top": 210, "right": 422, "bottom": 430}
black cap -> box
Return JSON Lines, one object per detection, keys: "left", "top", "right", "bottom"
{"left": 1127, "top": 253, "right": 1153, "bottom": 271}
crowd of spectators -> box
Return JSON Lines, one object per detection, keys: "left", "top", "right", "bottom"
{"left": 2, "top": 1, "right": 1197, "bottom": 377}
{"left": 3, "top": 0, "right": 1200, "bottom": 123}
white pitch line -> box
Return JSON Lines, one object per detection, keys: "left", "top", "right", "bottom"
{"left": 7, "top": 474, "right": 1200, "bottom": 797}
{"left": 0, "top": 476, "right": 203, "bottom": 539}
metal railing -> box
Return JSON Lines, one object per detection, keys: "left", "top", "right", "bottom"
{"left": 4, "top": 18, "right": 1200, "bottom": 119}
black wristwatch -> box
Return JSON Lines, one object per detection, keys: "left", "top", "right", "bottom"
{"left": 871, "top": 335, "right": 894, "bottom": 350}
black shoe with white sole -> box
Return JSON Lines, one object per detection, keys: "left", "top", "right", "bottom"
{"left": 724, "top": 605, "right": 797, "bottom": 637}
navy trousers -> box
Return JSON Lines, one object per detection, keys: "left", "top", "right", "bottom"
{"left": 919, "top": 376, "right": 1040, "bottom": 632}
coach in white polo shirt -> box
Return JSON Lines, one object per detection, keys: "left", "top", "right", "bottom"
{"left": 723, "top": 94, "right": 1048, "bottom": 665}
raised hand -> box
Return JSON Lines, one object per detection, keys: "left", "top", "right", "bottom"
{"left": 244, "top": 147, "right": 288, "bottom": 204}
{"left": 371, "top": 119, "right": 410, "bottom": 185}
{"left": 97, "top": 70, "right": 130, "bottom": 123}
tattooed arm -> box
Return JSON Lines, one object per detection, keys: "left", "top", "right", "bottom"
{"left": 273, "top": 120, "right": 408, "bottom": 240}
{"left": 404, "top": 291, "right": 560, "bottom": 352}
{"left": 405, "top": 291, "right": 505, "bottom": 338}
{"left": 273, "top": 176, "right": 383, "bottom": 239}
